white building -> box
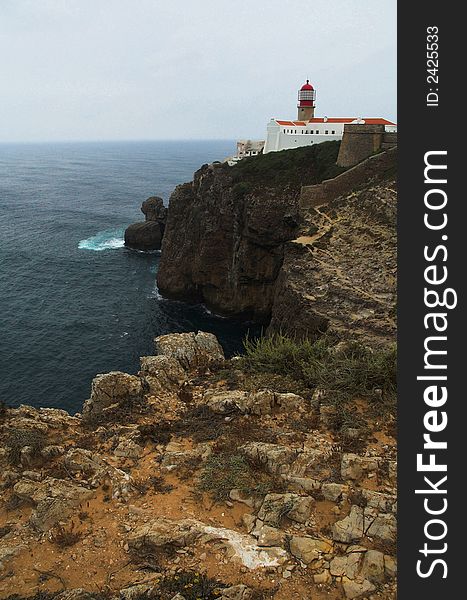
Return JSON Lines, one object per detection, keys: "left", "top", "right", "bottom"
{"left": 263, "top": 80, "right": 397, "bottom": 154}
{"left": 226, "top": 139, "right": 265, "bottom": 165}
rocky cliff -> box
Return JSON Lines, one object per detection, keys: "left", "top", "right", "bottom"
{"left": 157, "top": 142, "right": 344, "bottom": 322}
{"left": 269, "top": 177, "right": 396, "bottom": 345}
{"left": 157, "top": 144, "right": 396, "bottom": 344}
{"left": 0, "top": 331, "right": 397, "bottom": 600}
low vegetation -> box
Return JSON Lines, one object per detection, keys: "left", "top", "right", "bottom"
{"left": 197, "top": 450, "right": 284, "bottom": 502}
{"left": 240, "top": 333, "right": 396, "bottom": 410}
{"left": 227, "top": 141, "right": 346, "bottom": 192}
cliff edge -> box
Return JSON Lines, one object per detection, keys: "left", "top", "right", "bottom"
{"left": 157, "top": 144, "right": 396, "bottom": 344}
{"left": 157, "top": 142, "right": 344, "bottom": 322}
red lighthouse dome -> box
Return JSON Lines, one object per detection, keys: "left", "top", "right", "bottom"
{"left": 300, "top": 80, "right": 314, "bottom": 91}
{"left": 298, "top": 80, "right": 316, "bottom": 106}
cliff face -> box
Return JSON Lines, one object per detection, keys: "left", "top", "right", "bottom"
{"left": 157, "top": 144, "right": 396, "bottom": 345}
{"left": 269, "top": 177, "right": 397, "bottom": 345}
{"left": 157, "top": 142, "right": 343, "bottom": 322}
{"left": 157, "top": 166, "right": 299, "bottom": 321}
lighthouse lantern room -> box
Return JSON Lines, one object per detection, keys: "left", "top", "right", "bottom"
{"left": 297, "top": 80, "right": 316, "bottom": 120}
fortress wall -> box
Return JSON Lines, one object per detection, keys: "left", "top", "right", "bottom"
{"left": 336, "top": 124, "right": 386, "bottom": 167}
{"left": 300, "top": 145, "right": 397, "bottom": 209}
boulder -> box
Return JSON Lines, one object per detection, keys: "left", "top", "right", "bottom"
{"left": 257, "top": 493, "right": 314, "bottom": 526}
{"left": 82, "top": 371, "right": 146, "bottom": 424}
{"left": 240, "top": 442, "right": 300, "bottom": 476}
{"left": 124, "top": 221, "right": 164, "bottom": 251}
{"left": 330, "top": 553, "right": 362, "bottom": 579}
{"left": 128, "top": 517, "right": 202, "bottom": 553}
{"left": 124, "top": 196, "right": 167, "bottom": 251}
{"left": 289, "top": 536, "right": 333, "bottom": 564}
{"left": 220, "top": 585, "right": 254, "bottom": 600}
{"left": 139, "top": 355, "right": 187, "bottom": 395}
{"left": 364, "top": 512, "right": 397, "bottom": 543}
{"left": 322, "top": 482, "right": 348, "bottom": 502}
{"left": 341, "top": 454, "right": 380, "bottom": 482}
{"left": 254, "top": 525, "right": 286, "bottom": 548}
{"left": 342, "top": 578, "right": 376, "bottom": 599}
{"left": 155, "top": 331, "right": 224, "bottom": 371}
{"left": 332, "top": 506, "right": 365, "bottom": 543}
{"left": 360, "top": 549, "right": 386, "bottom": 583}
{"left": 13, "top": 477, "right": 94, "bottom": 532}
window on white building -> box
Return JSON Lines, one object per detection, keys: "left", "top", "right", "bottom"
{"left": 325, "top": 130, "right": 329, "bottom": 134}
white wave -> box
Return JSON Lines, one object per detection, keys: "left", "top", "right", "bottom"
{"left": 78, "top": 228, "right": 125, "bottom": 251}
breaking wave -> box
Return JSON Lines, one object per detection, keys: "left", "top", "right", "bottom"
{"left": 78, "top": 228, "right": 125, "bottom": 251}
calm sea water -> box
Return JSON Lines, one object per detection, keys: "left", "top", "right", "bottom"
{"left": 0, "top": 141, "right": 258, "bottom": 413}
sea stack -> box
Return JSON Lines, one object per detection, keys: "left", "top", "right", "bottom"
{"left": 124, "top": 196, "right": 167, "bottom": 251}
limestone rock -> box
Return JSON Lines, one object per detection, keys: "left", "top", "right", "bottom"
{"left": 119, "top": 584, "right": 156, "bottom": 600}
{"left": 360, "top": 549, "right": 385, "bottom": 583}
{"left": 384, "top": 554, "right": 397, "bottom": 578}
{"left": 56, "top": 590, "right": 96, "bottom": 600}
{"left": 114, "top": 439, "right": 144, "bottom": 459}
{"left": 202, "top": 390, "right": 249, "bottom": 414}
{"left": 254, "top": 525, "right": 286, "bottom": 548}
{"left": 240, "top": 442, "right": 299, "bottom": 476}
{"left": 155, "top": 331, "right": 224, "bottom": 371}
{"left": 330, "top": 553, "right": 362, "bottom": 579}
{"left": 365, "top": 512, "right": 396, "bottom": 543}
{"left": 342, "top": 577, "right": 376, "bottom": 599}
{"left": 322, "top": 482, "right": 347, "bottom": 502}
{"left": 289, "top": 536, "right": 333, "bottom": 564}
{"left": 82, "top": 371, "right": 146, "bottom": 424}
{"left": 128, "top": 517, "right": 202, "bottom": 553}
{"left": 220, "top": 584, "right": 254, "bottom": 600}
{"left": 332, "top": 506, "right": 365, "bottom": 543}
{"left": 64, "top": 448, "right": 133, "bottom": 499}
{"left": 257, "top": 493, "right": 314, "bottom": 526}
{"left": 139, "top": 354, "right": 187, "bottom": 395}
{"left": 341, "top": 454, "right": 380, "bottom": 482}
{"left": 13, "top": 477, "right": 94, "bottom": 532}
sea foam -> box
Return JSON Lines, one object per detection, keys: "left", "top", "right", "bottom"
{"left": 78, "top": 228, "right": 125, "bottom": 251}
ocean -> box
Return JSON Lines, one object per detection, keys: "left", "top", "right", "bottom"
{"left": 0, "top": 140, "right": 259, "bottom": 413}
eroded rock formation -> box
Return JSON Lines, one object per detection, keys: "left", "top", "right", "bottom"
{"left": 124, "top": 196, "right": 167, "bottom": 251}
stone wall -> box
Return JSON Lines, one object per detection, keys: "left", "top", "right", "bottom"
{"left": 337, "top": 124, "right": 386, "bottom": 168}
{"left": 300, "top": 146, "right": 397, "bottom": 209}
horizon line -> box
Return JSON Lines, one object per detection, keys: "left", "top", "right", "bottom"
{"left": 0, "top": 137, "right": 241, "bottom": 145}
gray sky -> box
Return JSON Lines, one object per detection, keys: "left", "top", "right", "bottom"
{"left": 0, "top": 0, "right": 396, "bottom": 142}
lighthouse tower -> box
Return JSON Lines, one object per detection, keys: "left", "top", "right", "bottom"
{"left": 297, "top": 80, "right": 316, "bottom": 120}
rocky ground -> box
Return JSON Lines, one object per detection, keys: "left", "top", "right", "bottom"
{"left": 0, "top": 332, "right": 396, "bottom": 600}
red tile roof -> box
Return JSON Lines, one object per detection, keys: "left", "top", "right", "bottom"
{"left": 276, "top": 118, "right": 396, "bottom": 126}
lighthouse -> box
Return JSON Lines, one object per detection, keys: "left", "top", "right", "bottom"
{"left": 297, "top": 80, "right": 316, "bottom": 120}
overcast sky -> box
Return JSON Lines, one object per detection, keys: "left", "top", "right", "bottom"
{"left": 0, "top": 0, "right": 396, "bottom": 142}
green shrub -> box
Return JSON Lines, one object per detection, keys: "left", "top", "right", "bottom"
{"left": 197, "top": 451, "right": 282, "bottom": 501}
{"left": 240, "top": 334, "right": 396, "bottom": 410}
{"left": 5, "top": 428, "right": 46, "bottom": 466}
